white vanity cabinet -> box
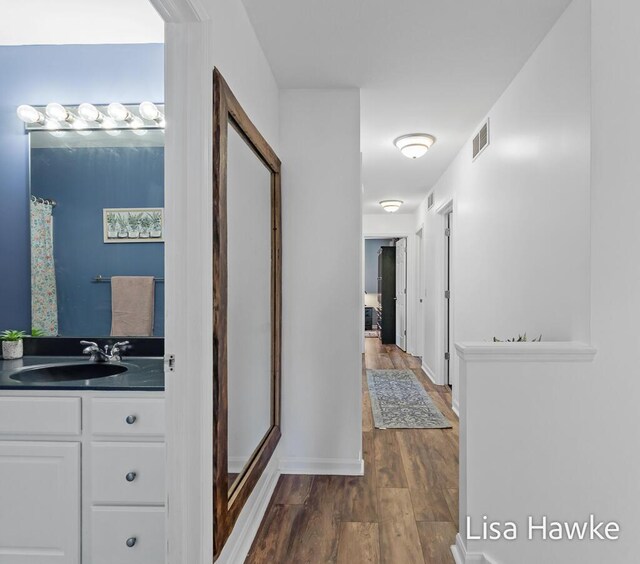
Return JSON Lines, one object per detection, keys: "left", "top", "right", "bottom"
{"left": 0, "top": 391, "right": 165, "bottom": 564}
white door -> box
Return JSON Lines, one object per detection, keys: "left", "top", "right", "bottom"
{"left": 395, "top": 238, "right": 407, "bottom": 350}
{"left": 0, "top": 441, "right": 80, "bottom": 563}
{"left": 416, "top": 228, "right": 424, "bottom": 358}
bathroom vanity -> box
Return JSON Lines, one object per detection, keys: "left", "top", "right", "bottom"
{"left": 0, "top": 356, "right": 165, "bottom": 564}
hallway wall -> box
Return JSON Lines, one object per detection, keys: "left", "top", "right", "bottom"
{"left": 280, "top": 88, "right": 362, "bottom": 473}
{"left": 416, "top": 0, "right": 591, "bottom": 407}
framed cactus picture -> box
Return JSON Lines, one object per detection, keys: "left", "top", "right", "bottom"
{"left": 103, "top": 208, "right": 164, "bottom": 243}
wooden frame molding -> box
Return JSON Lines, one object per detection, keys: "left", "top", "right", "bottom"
{"left": 212, "top": 68, "right": 282, "bottom": 560}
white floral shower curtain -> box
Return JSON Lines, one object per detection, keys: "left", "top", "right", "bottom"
{"left": 30, "top": 198, "right": 58, "bottom": 335}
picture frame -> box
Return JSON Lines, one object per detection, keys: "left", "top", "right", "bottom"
{"left": 103, "top": 208, "right": 164, "bottom": 243}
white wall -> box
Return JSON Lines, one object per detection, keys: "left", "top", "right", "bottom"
{"left": 451, "top": 1, "right": 640, "bottom": 562}
{"left": 163, "top": 0, "right": 280, "bottom": 562}
{"left": 363, "top": 212, "right": 417, "bottom": 236}
{"left": 416, "top": 0, "right": 591, "bottom": 408}
{"left": 585, "top": 0, "right": 640, "bottom": 560}
{"left": 279, "top": 88, "right": 363, "bottom": 474}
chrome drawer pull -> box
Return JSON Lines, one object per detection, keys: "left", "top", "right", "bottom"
{"left": 125, "top": 415, "right": 137, "bottom": 425}
{"left": 126, "top": 537, "right": 137, "bottom": 548}
{"left": 126, "top": 472, "right": 137, "bottom": 482}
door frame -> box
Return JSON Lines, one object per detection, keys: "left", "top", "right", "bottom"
{"left": 415, "top": 225, "right": 424, "bottom": 359}
{"left": 434, "top": 199, "right": 455, "bottom": 392}
{"left": 149, "top": 0, "right": 215, "bottom": 562}
{"left": 394, "top": 237, "right": 408, "bottom": 351}
{"left": 362, "top": 233, "right": 417, "bottom": 354}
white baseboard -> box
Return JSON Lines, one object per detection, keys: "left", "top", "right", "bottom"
{"left": 216, "top": 454, "right": 281, "bottom": 564}
{"left": 452, "top": 398, "right": 460, "bottom": 417}
{"left": 422, "top": 361, "right": 439, "bottom": 385}
{"left": 279, "top": 457, "right": 364, "bottom": 476}
{"left": 451, "top": 534, "right": 494, "bottom": 564}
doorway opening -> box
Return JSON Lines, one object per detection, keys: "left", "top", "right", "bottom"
{"left": 363, "top": 237, "right": 408, "bottom": 348}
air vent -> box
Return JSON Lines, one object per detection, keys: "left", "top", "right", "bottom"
{"left": 427, "top": 192, "right": 434, "bottom": 210}
{"left": 472, "top": 118, "right": 490, "bottom": 160}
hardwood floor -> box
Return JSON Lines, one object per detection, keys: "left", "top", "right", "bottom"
{"left": 246, "top": 339, "right": 459, "bottom": 564}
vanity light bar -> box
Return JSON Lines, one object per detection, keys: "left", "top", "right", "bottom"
{"left": 16, "top": 103, "right": 165, "bottom": 132}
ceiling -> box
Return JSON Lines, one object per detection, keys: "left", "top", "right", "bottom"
{"left": 0, "top": 0, "right": 163, "bottom": 45}
{"left": 241, "top": 0, "right": 572, "bottom": 214}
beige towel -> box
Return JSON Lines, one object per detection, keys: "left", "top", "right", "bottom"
{"left": 110, "top": 276, "right": 155, "bottom": 336}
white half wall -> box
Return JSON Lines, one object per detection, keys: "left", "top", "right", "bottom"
{"left": 416, "top": 0, "right": 591, "bottom": 404}
{"left": 280, "top": 88, "right": 363, "bottom": 474}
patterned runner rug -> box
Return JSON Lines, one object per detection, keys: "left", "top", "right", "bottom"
{"left": 366, "top": 369, "right": 452, "bottom": 429}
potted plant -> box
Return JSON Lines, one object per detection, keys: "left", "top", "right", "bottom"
{"left": 492, "top": 333, "right": 542, "bottom": 342}
{"left": 149, "top": 211, "right": 162, "bottom": 238}
{"left": 127, "top": 212, "right": 143, "bottom": 238}
{"left": 139, "top": 214, "right": 151, "bottom": 238}
{"left": 117, "top": 214, "right": 129, "bottom": 238}
{"left": 106, "top": 212, "right": 118, "bottom": 239}
{"left": 1, "top": 330, "right": 27, "bottom": 360}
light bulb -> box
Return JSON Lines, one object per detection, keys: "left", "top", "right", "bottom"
{"left": 77, "top": 103, "right": 100, "bottom": 122}
{"left": 72, "top": 118, "right": 89, "bottom": 130}
{"left": 45, "top": 118, "right": 59, "bottom": 130}
{"left": 16, "top": 105, "right": 44, "bottom": 124}
{"left": 139, "top": 101, "right": 160, "bottom": 121}
{"left": 101, "top": 117, "right": 117, "bottom": 129}
{"left": 130, "top": 116, "right": 144, "bottom": 129}
{"left": 46, "top": 103, "right": 69, "bottom": 122}
{"left": 107, "top": 102, "right": 131, "bottom": 122}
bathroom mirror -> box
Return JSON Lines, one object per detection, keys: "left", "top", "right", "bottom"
{"left": 212, "top": 69, "right": 281, "bottom": 558}
{"left": 28, "top": 126, "right": 164, "bottom": 337}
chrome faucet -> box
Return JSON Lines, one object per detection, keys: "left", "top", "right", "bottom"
{"left": 81, "top": 340, "right": 130, "bottom": 362}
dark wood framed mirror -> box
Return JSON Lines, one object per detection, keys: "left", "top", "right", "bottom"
{"left": 212, "top": 68, "right": 282, "bottom": 559}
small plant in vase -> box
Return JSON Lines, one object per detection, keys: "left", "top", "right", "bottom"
{"left": 127, "top": 213, "right": 143, "bottom": 238}
{"left": 106, "top": 212, "right": 118, "bottom": 239}
{"left": 1, "top": 330, "right": 27, "bottom": 360}
{"left": 116, "top": 214, "right": 129, "bottom": 238}
{"left": 149, "top": 211, "right": 162, "bottom": 238}
{"left": 139, "top": 214, "right": 151, "bottom": 238}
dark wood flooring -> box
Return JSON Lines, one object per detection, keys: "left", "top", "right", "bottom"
{"left": 246, "top": 339, "right": 459, "bottom": 563}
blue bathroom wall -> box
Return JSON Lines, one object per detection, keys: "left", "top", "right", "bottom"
{"left": 0, "top": 44, "right": 163, "bottom": 332}
{"left": 31, "top": 146, "right": 164, "bottom": 336}
{"left": 365, "top": 239, "right": 393, "bottom": 295}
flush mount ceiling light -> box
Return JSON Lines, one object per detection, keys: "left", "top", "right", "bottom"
{"left": 380, "top": 200, "right": 403, "bottom": 213}
{"left": 393, "top": 133, "right": 436, "bottom": 159}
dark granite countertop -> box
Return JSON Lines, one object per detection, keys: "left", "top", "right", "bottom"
{"left": 0, "top": 356, "right": 164, "bottom": 391}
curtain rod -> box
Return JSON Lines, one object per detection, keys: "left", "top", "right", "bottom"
{"left": 31, "top": 195, "right": 57, "bottom": 207}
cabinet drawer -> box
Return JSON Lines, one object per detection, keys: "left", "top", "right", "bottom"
{"left": 91, "top": 398, "right": 164, "bottom": 438}
{"left": 0, "top": 396, "right": 81, "bottom": 436}
{"left": 90, "top": 506, "right": 165, "bottom": 564}
{"left": 91, "top": 443, "right": 165, "bottom": 505}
